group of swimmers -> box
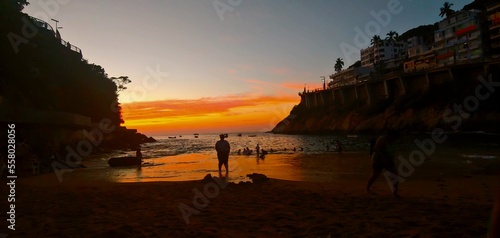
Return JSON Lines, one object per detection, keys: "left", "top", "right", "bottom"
{"left": 238, "top": 147, "right": 254, "bottom": 155}
{"left": 236, "top": 147, "right": 268, "bottom": 158}
{"left": 236, "top": 146, "right": 306, "bottom": 156}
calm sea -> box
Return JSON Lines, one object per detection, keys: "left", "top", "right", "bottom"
{"left": 82, "top": 132, "right": 500, "bottom": 183}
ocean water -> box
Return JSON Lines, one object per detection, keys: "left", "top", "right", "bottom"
{"left": 146, "top": 133, "right": 366, "bottom": 156}
{"left": 82, "top": 132, "right": 500, "bottom": 183}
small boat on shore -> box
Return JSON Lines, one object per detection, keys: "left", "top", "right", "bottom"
{"left": 168, "top": 136, "right": 176, "bottom": 139}
{"left": 108, "top": 156, "right": 141, "bottom": 167}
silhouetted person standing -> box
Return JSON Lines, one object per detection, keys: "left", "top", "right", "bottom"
{"left": 136, "top": 147, "right": 143, "bottom": 168}
{"left": 336, "top": 140, "right": 343, "bottom": 153}
{"left": 136, "top": 148, "right": 143, "bottom": 160}
{"left": 256, "top": 144, "right": 260, "bottom": 157}
{"left": 215, "top": 134, "right": 230, "bottom": 177}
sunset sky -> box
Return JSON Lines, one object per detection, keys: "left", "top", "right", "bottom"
{"left": 23, "top": 0, "right": 471, "bottom": 135}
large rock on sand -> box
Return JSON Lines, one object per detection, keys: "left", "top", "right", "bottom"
{"left": 246, "top": 173, "right": 269, "bottom": 183}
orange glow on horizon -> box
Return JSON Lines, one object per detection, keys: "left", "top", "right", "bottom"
{"left": 121, "top": 94, "right": 299, "bottom": 135}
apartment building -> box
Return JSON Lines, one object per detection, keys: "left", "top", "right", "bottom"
{"left": 328, "top": 67, "right": 374, "bottom": 88}
{"left": 404, "top": 36, "right": 436, "bottom": 72}
{"left": 360, "top": 40, "right": 406, "bottom": 68}
{"left": 434, "top": 9, "right": 483, "bottom": 67}
{"left": 487, "top": 2, "right": 500, "bottom": 57}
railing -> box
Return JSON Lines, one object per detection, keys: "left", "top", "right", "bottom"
{"left": 60, "top": 39, "right": 82, "bottom": 54}
{"left": 29, "top": 17, "right": 82, "bottom": 55}
{"left": 29, "top": 17, "right": 54, "bottom": 32}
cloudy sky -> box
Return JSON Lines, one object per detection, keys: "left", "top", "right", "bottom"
{"left": 23, "top": 0, "right": 471, "bottom": 135}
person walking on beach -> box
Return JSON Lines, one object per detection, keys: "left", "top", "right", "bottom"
{"left": 369, "top": 137, "right": 376, "bottom": 159}
{"left": 215, "top": 134, "right": 230, "bottom": 177}
{"left": 366, "top": 131, "right": 400, "bottom": 198}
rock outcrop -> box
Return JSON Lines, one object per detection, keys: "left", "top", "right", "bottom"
{"left": 273, "top": 66, "right": 500, "bottom": 134}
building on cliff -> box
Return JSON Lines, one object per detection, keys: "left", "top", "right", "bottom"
{"left": 404, "top": 36, "right": 435, "bottom": 72}
{"left": 360, "top": 39, "right": 407, "bottom": 69}
{"left": 333, "top": 5, "right": 500, "bottom": 88}
{"left": 434, "top": 9, "right": 484, "bottom": 67}
{"left": 487, "top": 2, "right": 500, "bottom": 57}
{"left": 274, "top": 3, "right": 500, "bottom": 134}
{"left": 328, "top": 67, "right": 374, "bottom": 89}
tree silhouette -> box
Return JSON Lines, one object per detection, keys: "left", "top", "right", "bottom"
{"left": 371, "top": 35, "right": 382, "bottom": 65}
{"left": 440, "top": 2, "right": 456, "bottom": 18}
{"left": 371, "top": 35, "right": 382, "bottom": 47}
{"left": 386, "top": 31, "right": 399, "bottom": 43}
{"left": 334, "top": 58, "right": 344, "bottom": 73}
{"left": 0, "top": 0, "right": 29, "bottom": 12}
{"left": 111, "top": 76, "right": 131, "bottom": 93}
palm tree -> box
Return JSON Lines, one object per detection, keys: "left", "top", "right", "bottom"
{"left": 334, "top": 58, "right": 344, "bottom": 73}
{"left": 386, "top": 31, "right": 399, "bottom": 43}
{"left": 371, "top": 35, "right": 382, "bottom": 65}
{"left": 371, "top": 35, "right": 382, "bottom": 47}
{"left": 439, "top": 2, "right": 455, "bottom": 19}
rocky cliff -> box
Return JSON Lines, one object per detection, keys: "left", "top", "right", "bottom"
{"left": 272, "top": 63, "right": 500, "bottom": 134}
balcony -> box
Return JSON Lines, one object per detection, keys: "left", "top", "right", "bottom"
{"left": 455, "top": 24, "right": 477, "bottom": 36}
{"left": 436, "top": 51, "right": 455, "bottom": 60}
{"left": 434, "top": 35, "right": 445, "bottom": 42}
{"left": 434, "top": 44, "right": 444, "bottom": 50}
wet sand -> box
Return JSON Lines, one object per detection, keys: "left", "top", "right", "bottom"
{"left": 1, "top": 153, "right": 499, "bottom": 237}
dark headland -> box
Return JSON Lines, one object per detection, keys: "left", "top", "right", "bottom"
{"left": 0, "top": 1, "right": 155, "bottom": 175}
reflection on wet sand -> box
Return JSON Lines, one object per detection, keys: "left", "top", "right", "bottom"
{"left": 83, "top": 145, "right": 500, "bottom": 186}
{"left": 92, "top": 152, "right": 384, "bottom": 183}
{"left": 112, "top": 153, "right": 310, "bottom": 183}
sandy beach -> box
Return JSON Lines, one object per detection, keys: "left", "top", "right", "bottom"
{"left": 1, "top": 152, "right": 499, "bottom": 237}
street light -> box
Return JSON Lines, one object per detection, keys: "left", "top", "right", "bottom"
{"left": 51, "top": 18, "right": 63, "bottom": 30}
{"left": 320, "top": 76, "right": 326, "bottom": 90}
